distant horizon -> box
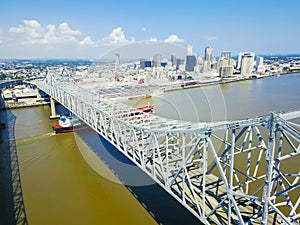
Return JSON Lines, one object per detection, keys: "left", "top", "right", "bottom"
{"left": 1, "top": 52, "right": 300, "bottom": 61}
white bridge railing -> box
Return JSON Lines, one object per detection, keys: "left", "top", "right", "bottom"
{"left": 35, "top": 69, "right": 300, "bottom": 225}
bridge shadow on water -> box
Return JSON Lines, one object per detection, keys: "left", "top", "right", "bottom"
{"left": 76, "top": 128, "right": 203, "bottom": 225}
{"left": 0, "top": 106, "right": 28, "bottom": 225}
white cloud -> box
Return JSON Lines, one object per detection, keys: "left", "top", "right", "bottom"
{"left": 59, "top": 22, "right": 81, "bottom": 36}
{"left": 80, "top": 36, "right": 95, "bottom": 46}
{"left": 141, "top": 27, "right": 147, "bottom": 32}
{"left": 148, "top": 37, "right": 158, "bottom": 42}
{"left": 8, "top": 20, "right": 82, "bottom": 46}
{"left": 9, "top": 26, "right": 25, "bottom": 33}
{"left": 103, "top": 27, "right": 133, "bottom": 45}
{"left": 206, "top": 36, "right": 217, "bottom": 41}
{"left": 164, "top": 34, "right": 184, "bottom": 43}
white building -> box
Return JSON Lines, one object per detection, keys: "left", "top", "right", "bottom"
{"left": 241, "top": 54, "right": 254, "bottom": 76}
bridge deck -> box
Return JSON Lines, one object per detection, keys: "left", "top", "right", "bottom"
{"left": 32, "top": 70, "right": 300, "bottom": 225}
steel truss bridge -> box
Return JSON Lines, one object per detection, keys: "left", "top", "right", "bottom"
{"left": 35, "top": 68, "right": 300, "bottom": 225}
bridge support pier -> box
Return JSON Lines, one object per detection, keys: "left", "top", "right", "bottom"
{"left": 36, "top": 88, "right": 41, "bottom": 99}
{"left": 49, "top": 97, "right": 59, "bottom": 120}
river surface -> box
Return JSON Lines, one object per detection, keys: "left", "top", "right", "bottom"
{"left": 5, "top": 73, "right": 300, "bottom": 225}
{"left": 124, "top": 73, "right": 300, "bottom": 122}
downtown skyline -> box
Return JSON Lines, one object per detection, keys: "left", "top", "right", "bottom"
{"left": 0, "top": 0, "right": 299, "bottom": 59}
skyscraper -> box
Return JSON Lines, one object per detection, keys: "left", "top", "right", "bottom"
{"left": 115, "top": 53, "right": 120, "bottom": 71}
{"left": 237, "top": 52, "right": 243, "bottom": 70}
{"left": 241, "top": 54, "right": 254, "bottom": 76}
{"left": 185, "top": 55, "right": 196, "bottom": 72}
{"left": 205, "top": 47, "right": 214, "bottom": 63}
{"left": 186, "top": 45, "right": 193, "bottom": 56}
{"left": 152, "top": 54, "right": 163, "bottom": 67}
{"left": 256, "top": 56, "right": 265, "bottom": 73}
{"left": 171, "top": 54, "right": 177, "bottom": 67}
{"left": 256, "top": 56, "right": 264, "bottom": 66}
{"left": 176, "top": 58, "right": 184, "bottom": 70}
{"left": 218, "top": 58, "right": 235, "bottom": 77}
{"left": 237, "top": 52, "right": 255, "bottom": 74}
{"left": 221, "top": 51, "right": 231, "bottom": 60}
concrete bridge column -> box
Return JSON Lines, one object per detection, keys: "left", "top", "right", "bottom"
{"left": 49, "top": 97, "right": 59, "bottom": 119}
{"left": 36, "top": 88, "right": 41, "bottom": 99}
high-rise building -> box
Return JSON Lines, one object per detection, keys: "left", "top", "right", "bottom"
{"left": 202, "top": 61, "right": 211, "bottom": 73}
{"left": 186, "top": 45, "right": 193, "bottom": 56}
{"left": 197, "top": 56, "right": 203, "bottom": 65}
{"left": 205, "top": 47, "right": 214, "bottom": 63}
{"left": 221, "top": 51, "right": 231, "bottom": 60}
{"left": 140, "top": 58, "right": 151, "bottom": 69}
{"left": 218, "top": 57, "right": 235, "bottom": 77}
{"left": 241, "top": 54, "right": 254, "bottom": 76}
{"left": 256, "top": 56, "right": 265, "bottom": 73}
{"left": 237, "top": 52, "right": 255, "bottom": 73}
{"left": 115, "top": 53, "right": 120, "bottom": 71}
{"left": 176, "top": 58, "right": 184, "bottom": 70}
{"left": 237, "top": 52, "right": 243, "bottom": 70}
{"left": 152, "top": 54, "right": 163, "bottom": 67}
{"left": 171, "top": 54, "right": 177, "bottom": 67}
{"left": 185, "top": 55, "right": 196, "bottom": 72}
{"left": 256, "top": 56, "right": 264, "bottom": 66}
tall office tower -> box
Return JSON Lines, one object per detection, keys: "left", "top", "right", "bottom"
{"left": 176, "top": 58, "right": 184, "bottom": 69}
{"left": 197, "top": 55, "right": 203, "bottom": 65}
{"left": 115, "top": 53, "right": 120, "bottom": 71}
{"left": 202, "top": 60, "right": 211, "bottom": 72}
{"left": 244, "top": 52, "right": 255, "bottom": 60}
{"left": 205, "top": 47, "right": 214, "bottom": 63}
{"left": 218, "top": 58, "right": 235, "bottom": 77}
{"left": 241, "top": 54, "right": 254, "bottom": 76}
{"left": 152, "top": 54, "right": 163, "bottom": 67}
{"left": 256, "top": 56, "right": 265, "bottom": 73}
{"left": 186, "top": 45, "right": 193, "bottom": 56}
{"left": 221, "top": 51, "right": 231, "bottom": 60}
{"left": 171, "top": 54, "right": 177, "bottom": 67}
{"left": 237, "top": 52, "right": 255, "bottom": 71}
{"left": 140, "top": 58, "right": 146, "bottom": 69}
{"left": 185, "top": 55, "right": 196, "bottom": 72}
{"left": 256, "top": 56, "right": 264, "bottom": 66}
{"left": 237, "top": 52, "right": 243, "bottom": 69}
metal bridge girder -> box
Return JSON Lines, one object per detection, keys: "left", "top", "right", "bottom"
{"left": 33, "top": 68, "right": 300, "bottom": 225}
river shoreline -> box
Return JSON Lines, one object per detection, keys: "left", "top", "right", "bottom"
{"left": 2, "top": 71, "right": 298, "bottom": 110}
{"left": 162, "top": 70, "right": 298, "bottom": 93}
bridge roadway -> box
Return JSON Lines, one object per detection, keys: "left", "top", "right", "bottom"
{"left": 34, "top": 68, "right": 300, "bottom": 225}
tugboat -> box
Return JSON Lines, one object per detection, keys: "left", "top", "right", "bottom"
{"left": 52, "top": 115, "right": 73, "bottom": 133}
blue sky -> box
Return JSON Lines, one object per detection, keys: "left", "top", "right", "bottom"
{"left": 0, "top": 0, "right": 299, "bottom": 58}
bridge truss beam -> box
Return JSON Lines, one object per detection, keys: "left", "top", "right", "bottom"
{"left": 35, "top": 68, "right": 300, "bottom": 225}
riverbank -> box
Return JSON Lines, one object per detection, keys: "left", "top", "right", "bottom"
{"left": 0, "top": 98, "right": 49, "bottom": 110}
{"left": 162, "top": 71, "right": 296, "bottom": 93}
